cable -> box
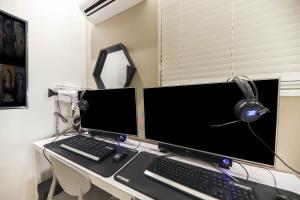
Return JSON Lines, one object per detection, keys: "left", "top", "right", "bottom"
{"left": 248, "top": 123, "right": 300, "bottom": 175}
{"left": 43, "top": 135, "right": 60, "bottom": 165}
{"left": 54, "top": 99, "right": 69, "bottom": 136}
{"left": 43, "top": 125, "right": 74, "bottom": 165}
{"left": 207, "top": 161, "right": 240, "bottom": 183}
{"left": 210, "top": 120, "right": 241, "bottom": 127}
{"left": 54, "top": 112, "right": 68, "bottom": 123}
{"left": 265, "top": 168, "right": 282, "bottom": 195}
{"left": 252, "top": 167, "right": 287, "bottom": 197}
{"left": 55, "top": 99, "right": 60, "bottom": 135}
{"left": 234, "top": 161, "right": 249, "bottom": 180}
{"left": 42, "top": 146, "right": 52, "bottom": 165}
{"left": 123, "top": 141, "right": 141, "bottom": 150}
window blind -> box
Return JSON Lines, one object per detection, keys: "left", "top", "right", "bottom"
{"left": 160, "top": 0, "right": 300, "bottom": 95}
{"left": 161, "top": 0, "right": 180, "bottom": 82}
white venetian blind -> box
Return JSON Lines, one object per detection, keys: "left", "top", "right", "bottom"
{"left": 160, "top": 0, "right": 300, "bottom": 94}
{"left": 161, "top": 0, "right": 180, "bottom": 82}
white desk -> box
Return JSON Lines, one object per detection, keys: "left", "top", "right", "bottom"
{"left": 33, "top": 135, "right": 300, "bottom": 200}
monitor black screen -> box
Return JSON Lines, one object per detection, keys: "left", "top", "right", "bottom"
{"left": 80, "top": 88, "right": 138, "bottom": 136}
{"left": 144, "top": 79, "right": 279, "bottom": 166}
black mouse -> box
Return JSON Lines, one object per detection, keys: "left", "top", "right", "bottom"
{"left": 112, "top": 152, "right": 128, "bottom": 163}
{"left": 275, "top": 194, "right": 289, "bottom": 200}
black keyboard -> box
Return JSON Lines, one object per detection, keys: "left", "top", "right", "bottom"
{"left": 60, "top": 136, "right": 115, "bottom": 162}
{"left": 144, "top": 157, "right": 257, "bottom": 200}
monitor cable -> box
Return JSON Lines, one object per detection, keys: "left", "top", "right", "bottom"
{"left": 43, "top": 124, "right": 74, "bottom": 166}
{"left": 265, "top": 168, "right": 282, "bottom": 195}
{"left": 206, "top": 161, "right": 240, "bottom": 183}
{"left": 123, "top": 141, "right": 141, "bottom": 150}
{"left": 234, "top": 161, "right": 289, "bottom": 197}
{"left": 248, "top": 123, "right": 300, "bottom": 176}
{"left": 54, "top": 99, "right": 68, "bottom": 135}
{"left": 234, "top": 161, "right": 249, "bottom": 180}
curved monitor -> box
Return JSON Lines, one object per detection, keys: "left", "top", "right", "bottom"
{"left": 80, "top": 88, "right": 138, "bottom": 136}
{"left": 143, "top": 79, "right": 279, "bottom": 166}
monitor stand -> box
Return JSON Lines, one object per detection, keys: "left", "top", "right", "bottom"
{"left": 158, "top": 142, "right": 232, "bottom": 169}
{"left": 88, "top": 129, "right": 127, "bottom": 143}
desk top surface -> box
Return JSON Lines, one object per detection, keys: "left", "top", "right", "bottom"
{"left": 34, "top": 134, "right": 300, "bottom": 200}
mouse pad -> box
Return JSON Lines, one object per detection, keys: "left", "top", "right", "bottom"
{"left": 44, "top": 135, "right": 138, "bottom": 178}
{"left": 114, "top": 151, "right": 300, "bottom": 200}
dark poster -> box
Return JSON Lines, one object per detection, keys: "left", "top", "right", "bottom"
{"left": 0, "top": 10, "right": 27, "bottom": 108}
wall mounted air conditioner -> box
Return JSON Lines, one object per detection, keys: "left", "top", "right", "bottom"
{"left": 78, "top": 0, "right": 144, "bottom": 24}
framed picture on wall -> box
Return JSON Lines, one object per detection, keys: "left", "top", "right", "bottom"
{"left": 0, "top": 10, "right": 28, "bottom": 109}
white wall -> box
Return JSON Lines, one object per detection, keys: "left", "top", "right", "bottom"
{"left": 0, "top": 0, "right": 86, "bottom": 199}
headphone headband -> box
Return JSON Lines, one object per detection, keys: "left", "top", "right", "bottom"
{"left": 234, "top": 78, "right": 255, "bottom": 99}
{"left": 232, "top": 76, "right": 268, "bottom": 122}
{"left": 233, "top": 76, "right": 258, "bottom": 100}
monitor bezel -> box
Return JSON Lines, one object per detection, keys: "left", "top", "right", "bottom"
{"left": 143, "top": 78, "right": 280, "bottom": 168}
{"left": 80, "top": 87, "right": 139, "bottom": 136}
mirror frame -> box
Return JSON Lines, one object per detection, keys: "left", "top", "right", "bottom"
{"left": 93, "top": 43, "right": 137, "bottom": 89}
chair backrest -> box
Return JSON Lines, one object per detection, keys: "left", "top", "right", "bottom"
{"left": 50, "top": 155, "right": 91, "bottom": 197}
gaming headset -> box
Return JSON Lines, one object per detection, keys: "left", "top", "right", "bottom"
{"left": 77, "top": 90, "right": 89, "bottom": 111}
{"left": 233, "top": 76, "right": 269, "bottom": 123}
{"left": 73, "top": 90, "right": 89, "bottom": 131}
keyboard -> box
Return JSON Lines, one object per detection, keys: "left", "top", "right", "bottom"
{"left": 144, "top": 157, "right": 257, "bottom": 200}
{"left": 60, "top": 136, "right": 115, "bottom": 162}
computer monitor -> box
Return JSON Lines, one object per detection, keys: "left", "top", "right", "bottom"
{"left": 80, "top": 88, "right": 138, "bottom": 136}
{"left": 143, "top": 79, "right": 279, "bottom": 166}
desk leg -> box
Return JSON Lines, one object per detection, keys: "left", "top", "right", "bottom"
{"left": 47, "top": 173, "right": 57, "bottom": 200}
{"left": 34, "top": 150, "right": 42, "bottom": 200}
{"left": 33, "top": 149, "right": 52, "bottom": 200}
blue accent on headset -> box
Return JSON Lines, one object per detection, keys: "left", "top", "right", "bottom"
{"left": 246, "top": 109, "right": 257, "bottom": 117}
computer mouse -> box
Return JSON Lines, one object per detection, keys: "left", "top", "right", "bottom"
{"left": 275, "top": 194, "right": 289, "bottom": 200}
{"left": 112, "top": 152, "right": 128, "bottom": 163}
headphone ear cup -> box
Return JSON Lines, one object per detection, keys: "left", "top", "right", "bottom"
{"left": 234, "top": 99, "right": 266, "bottom": 122}
{"left": 234, "top": 99, "right": 246, "bottom": 121}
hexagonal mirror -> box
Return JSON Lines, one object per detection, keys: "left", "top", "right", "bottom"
{"left": 93, "top": 43, "right": 136, "bottom": 89}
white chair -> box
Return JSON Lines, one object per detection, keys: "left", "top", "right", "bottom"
{"left": 47, "top": 155, "right": 111, "bottom": 200}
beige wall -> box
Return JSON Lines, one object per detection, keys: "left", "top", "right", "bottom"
{"left": 85, "top": 0, "right": 300, "bottom": 173}
{"left": 277, "top": 97, "right": 300, "bottom": 174}
{"left": 86, "top": 0, "right": 158, "bottom": 137}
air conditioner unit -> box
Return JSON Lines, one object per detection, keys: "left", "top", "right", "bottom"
{"left": 78, "top": 0, "right": 144, "bottom": 24}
